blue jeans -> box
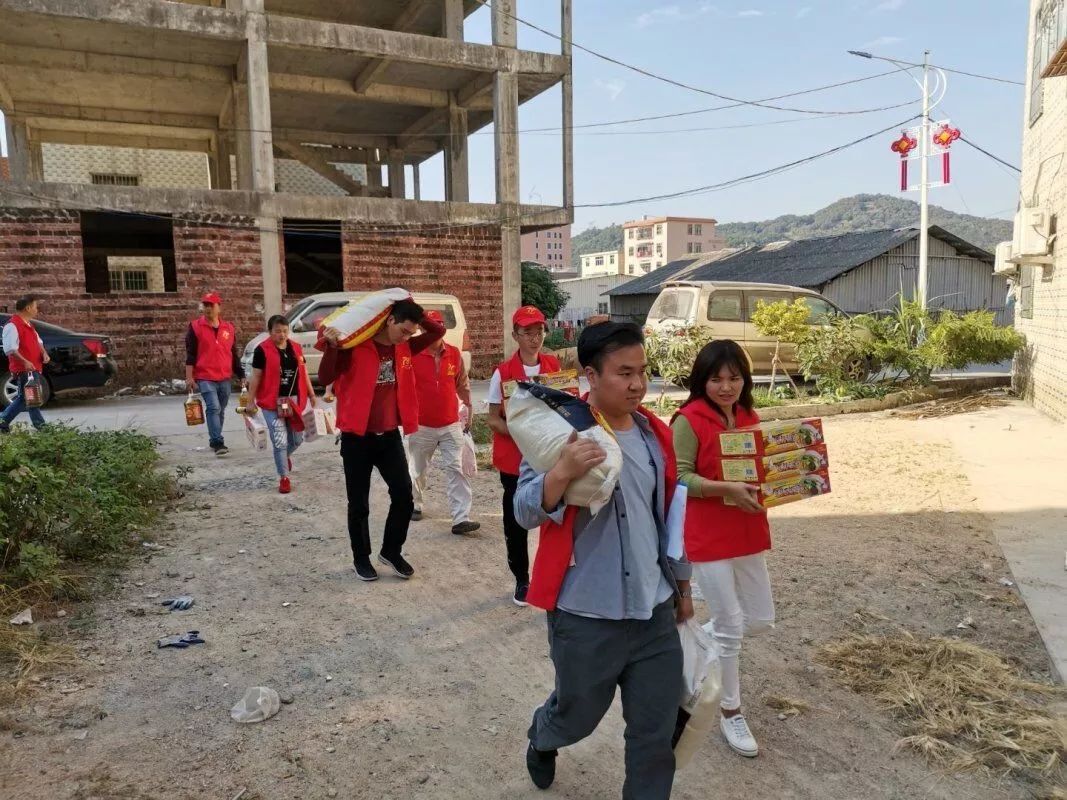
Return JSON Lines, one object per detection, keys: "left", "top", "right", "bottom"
{"left": 262, "top": 408, "right": 303, "bottom": 478}
{"left": 197, "top": 379, "right": 231, "bottom": 448}
{"left": 1, "top": 372, "right": 46, "bottom": 430}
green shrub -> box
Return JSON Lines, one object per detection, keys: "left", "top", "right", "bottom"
{"left": 924, "top": 309, "right": 1025, "bottom": 371}
{"left": 0, "top": 425, "right": 175, "bottom": 589}
{"left": 543, "top": 328, "right": 568, "bottom": 351}
{"left": 797, "top": 316, "right": 874, "bottom": 393}
{"left": 645, "top": 326, "right": 716, "bottom": 388}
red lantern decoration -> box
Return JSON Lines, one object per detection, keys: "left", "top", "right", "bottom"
{"left": 890, "top": 131, "right": 918, "bottom": 190}
{"left": 932, "top": 123, "right": 961, "bottom": 148}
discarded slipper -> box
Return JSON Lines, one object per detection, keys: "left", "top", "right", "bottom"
{"left": 157, "top": 630, "right": 205, "bottom": 649}
{"left": 160, "top": 596, "right": 194, "bottom": 611}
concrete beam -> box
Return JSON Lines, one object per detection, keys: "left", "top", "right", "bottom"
{"left": 457, "top": 72, "right": 495, "bottom": 106}
{"left": 34, "top": 128, "right": 213, "bottom": 152}
{"left": 400, "top": 71, "right": 494, "bottom": 139}
{"left": 266, "top": 14, "right": 567, "bottom": 76}
{"left": 0, "top": 44, "right": 233, "bottom": 83}
{"left": 20, "top": 115, "right": 215, "bottom": 142}
{"left": 17, "top": 101, "right": 218, "bottom": 131}
{"left": 270, "top": 72, "right": 449, "bottom": 108}
{"left": 275, "top": 128, "right": 437, "bottom": 155}
{"left": 275, "top": 141, "right": 365, "bottom": 196}
{"left": 0, "top": 0, "right": 244, "bottom": 40}
{"left": 353, "top": 0, "right": 431, "bottom": 92}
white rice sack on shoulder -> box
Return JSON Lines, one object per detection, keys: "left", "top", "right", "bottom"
{"left": 320, "top": 287, "right": 411, "bottom": 349}
{"left": 507, "top": 382, "right": 622, "bottom": 514}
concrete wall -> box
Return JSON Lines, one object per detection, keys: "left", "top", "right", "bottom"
{"left": 0, "top": 207, "right": 506, "bottom": 381}
{"left": 520, "top": 223, "right": 571, "bottom": 272}
{"left": 1014, "top": 0, "right": 1067, "bottom": 421}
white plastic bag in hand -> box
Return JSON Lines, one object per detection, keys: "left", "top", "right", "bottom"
{"left": 461, "top": 432, "right": 478, "bottom": 478}
{"left": 673, "top": 619, "right": 723, "bottom": 768}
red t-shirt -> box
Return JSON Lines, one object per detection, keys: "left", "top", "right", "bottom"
{"left": 366, "top": 342, "right": 399, "bottom": 434}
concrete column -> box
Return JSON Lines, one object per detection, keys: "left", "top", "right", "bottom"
{"left": 442, "top": 0, "right": 464, "bottom": 40}
{"left": 388, "top": 149, "right": 406, "bottom": 199}
{"left": 4, "top": 118, "right": 35, "bottom": 182}
{"left": 242, "top": 0, "right": 281, "bottom": 318}
{"left": 413, "top": 162, "right": 421, "bottom": 200}
{"left": 366, "top": 149, "right": 383, "bottom": 192}
{"left": 561, "top": 0, "right": 573, "bottom": 210}
{"left": 232, "top": 83, "right": 253, "bottom": 190}
{"left": 493, "top": 0, "right": 520, "bottom": 357}
{"left": 216, "top": 135, "right": 235, "bottom": 190}
{"left": 445, "top": 94, "right": 469, "bottom": 202}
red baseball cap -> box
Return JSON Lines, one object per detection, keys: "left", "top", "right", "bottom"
{"left": 424, "top": 310, "right": 445, "bottom": 324}
{"left": 512, "top": 305, "right": 546, "bottom": 327}
{"left": 201, "top": 292, "right": 222, "bottom": 305}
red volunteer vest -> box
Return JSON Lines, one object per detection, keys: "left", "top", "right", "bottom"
{"left": 8, "top": 315, "right": 44, "bottom": 374}
{"left": 254, "top": 340, "right": 309, "bottom": 417}
{"left": 526, "top": 406, "right": 678, "bottom": 612}
{"left": 491, "top": 351, "right": 562, "bottom": 475}
{"left": 413, "top": 343, "right": 462, "bottom": 429}
{"left": 190, "top": 316, "right": 236, "bottom": 382}
{"left": 334, "top": 339, "right": 419, "bottom": 436}
{"left": 673, "top": 399, "right": 771, "bottom": 563}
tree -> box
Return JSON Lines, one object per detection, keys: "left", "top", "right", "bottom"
{"left": 521, "top": 262, "right": 569, "bottom": 319}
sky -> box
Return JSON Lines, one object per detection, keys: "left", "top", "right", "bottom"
{"left": 0, "top": 0, "right": 1029, "bottom": 231}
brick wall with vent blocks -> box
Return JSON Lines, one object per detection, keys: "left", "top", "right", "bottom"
{"left": 42, "top": 144, "right": 210, "bottom": 189}
{"left": 342, "top": 225, "right": 504, "bottom": 376}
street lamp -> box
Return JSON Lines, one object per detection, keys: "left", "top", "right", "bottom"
{"left": 849, "top": 49, "right": 948, "bottom": 310}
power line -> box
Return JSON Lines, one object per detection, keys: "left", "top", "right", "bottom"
{"left": 931, "top": 65, "right": 1023, "bottom": 87}
{"left": 959, "top": 135, "right": 1022, "bottom": 173}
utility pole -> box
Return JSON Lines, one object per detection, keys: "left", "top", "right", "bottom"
{"left": 918, "top": 50, "right": 931, "bottom": 310}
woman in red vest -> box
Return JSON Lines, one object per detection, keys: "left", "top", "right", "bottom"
{"left": 245, "top": 315, "right": 316, "bottom": 494}
{"left": 671, "top": 339, "right": 775, "bottom": 760}
{"left": 0, "top": 295, "right": 50, "bottom": 433}
{"left": 486, "top": 306, "right": 560, "bottom": 607}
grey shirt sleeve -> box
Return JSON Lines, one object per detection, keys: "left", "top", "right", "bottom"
{"left": 513, "top": 457, "right": 567, "bottom": 530}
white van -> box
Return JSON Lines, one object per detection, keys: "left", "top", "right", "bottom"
{"left": 645, "top": 280, "right": 846, "bottom": 374}
{"left": 242, "top": 291, "right": 471, "bottom": 384}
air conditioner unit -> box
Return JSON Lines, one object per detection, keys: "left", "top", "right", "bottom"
{"left": 993, "top": 241, "right": 1018, "bottom": 276}
{"left": 1013, "top": 207, "right": 1053, "bottom": 257}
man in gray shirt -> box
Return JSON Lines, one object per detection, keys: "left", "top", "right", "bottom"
{"left": 513, "top": 322, "right": 693, "bottom": 799}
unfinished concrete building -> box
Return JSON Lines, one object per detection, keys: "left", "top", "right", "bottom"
{"left": 0, "top": 0, "right": 574, "bottom": 376}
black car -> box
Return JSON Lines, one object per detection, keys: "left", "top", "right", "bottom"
{"left": 0, "top": 315, "right": 118, "bottom": 407}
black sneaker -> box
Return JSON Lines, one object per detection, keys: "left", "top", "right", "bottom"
{"left": 353, "top": 559, "right": 379, "bottom": 582}
{"left": 526, "top": 741, "right": 557, "bottom": 790}
{"left": 411, "top": 509, "right": 423, "bottom": 521}
{"left": 378, "top": 552, "right": 414, "bottom": 579}
{"left": 451, "top": 521, "right": 481, "bottom": 535}
{"left": 215, "top": 445, "right": 229, "bottom": 456}
{"left": 513, "top": 582, "right": 530, "bottom": 607}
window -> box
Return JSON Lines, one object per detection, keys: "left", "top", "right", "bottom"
{"left": 91, "top": 173, "right": 140, "bottom": 186}
{"left": 686, "top": 242, "right": 703, "bottom": 254}
{"left": 655, "top": 224, "right": 663, "bottom": 235}
{"left": 656, "top": 243, "right": 663, "bottom": 256}
{"left": 637, "top": 226, "right": 653, "bottom": 240}
{"left": 707, "top": 292, "right": 743, "bottom": 322}
{"left": 694, "top": 224, "right": 702, "bottom": 236}
{"left": 81, "top": 211, "right": 176, "bottom": 294}
{"left": 694, "top": 243, "right": 702, "bottom": 254}
{"left": 609, "top": 254, "right": 616, "bottom": 264}
{"left": 1031, "top": 0, "right": 1067, "bottom": 121}
{"left": 640, "top": 262, "right": 652, "bottom": 273}
{"left": 597, "top": 302, "right": 608, "bottom": 314}
{"left": 650, "top": 289, "right": 696, "bottom": 322}
{"left": 299, "top": 302, "right": 347, "bottom": 333}
{"left": 1020, "top": 264, "right": 1035, "bottom": 319}
{"left": 795, "top": 295, "right": 838, "bottom": 322}
{"left": 594, "top": 256, "right": 604, "bottom": 266}
{"left": 283, "top": 219, "right": 343, "bottom": 294}
{"left": 628, "top": 265, "right": 635, "bottom": 275}
{"left": 628, "top": 246, "right": 634, "bottom": 256}
{"left": 687, "top": 224, "right": 693, "bottom": 235}
{"left": 656, "top": 261, "right": 662, "bottom": 267}
{"left": 628, "top": 229, "right": 634, "bottom": 239}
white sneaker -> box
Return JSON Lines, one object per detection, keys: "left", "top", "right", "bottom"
{"left": 720, "top": 713, "right": 759, "bottom": 758}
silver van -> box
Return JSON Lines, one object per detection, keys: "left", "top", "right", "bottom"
{"left": 242, "top": 291, "right": 471, "bottom": 384}
{"left": 645, "top": 281, "right": 845, "bottom": 373}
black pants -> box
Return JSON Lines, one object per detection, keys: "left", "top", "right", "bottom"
{"left": 529, "top": 601, "right": 683, "bottom": 800}
{"left": 499, "top": 472, "right": 529, "bottom": 584}
{"left": 340, "top": 430, "right": 413, "bottom": 562}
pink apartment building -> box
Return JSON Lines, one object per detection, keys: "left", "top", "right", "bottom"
{"left": 521, "top": 224, "right": 572, "bottom": 272}
{"left": 622, "top": 216, "right": 726, "bottom": 275}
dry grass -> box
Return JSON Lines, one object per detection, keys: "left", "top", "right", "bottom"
{"left": 817, "top": 633, "right": 1067, "bottom": 782}
{"left": 0, "top": 581, "right": 78, "bottom": 702}
{"left": 765, "top": 694, "right": 811, "bottom": 717}
{"left": 895, "top": 389, "right": 1012, "bottom": 419}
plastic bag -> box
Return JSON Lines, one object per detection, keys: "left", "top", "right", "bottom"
{"left": 506, "top": 383, "right": 622, "bottom": 515}
{"left": 673, "top": 619, "right": 723, "bottom": 768}
{"left": 301, "top": 404, "right": 332, "bottom": 442}
{"left": 461, "top": 432, "right": 478, "bottom": 478}
{"left": 319, "top": 288, "right": 410, "bottom": 349}
{"left": 244, "top": 411, "right": 268, "bottom": 451}
{"left": 230, "top": 686, "right": 281, "bottom": 724}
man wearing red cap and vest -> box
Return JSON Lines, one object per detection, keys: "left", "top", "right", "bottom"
{"left": 486, "top": 305, "right": 560, "bottom": 606}
{"left": 0, "top": 295, "right": 50, "bottom": 433}
{"left": 318, "top": 297, "right": 446, "bottom": 582}
{"left": 407, "top": 310, "right": 480, "bottom": 536}
{"left": 184, "top": 292, "right": 245, "bottom": 456}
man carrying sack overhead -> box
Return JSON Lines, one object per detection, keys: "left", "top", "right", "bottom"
{"left": 408, "top": 310, "right": 480, "bottom": 536}
{"left": 184, "top": 292, "right": 245, "bottom": 456}
{"left": 317, "top": 293, "right": 445, "bottom": 582}
{"left": 512, "top": 321, "right": 694, "bottom": 799}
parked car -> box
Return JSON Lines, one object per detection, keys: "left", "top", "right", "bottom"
{"left": 644, "top": 281, "right": 848, "bottom": 374}
{"left": 241, "top": 292, "right": 472, "bottom": 384}
{"left": 0, "top": 315, "right": 118, "bottom": 407}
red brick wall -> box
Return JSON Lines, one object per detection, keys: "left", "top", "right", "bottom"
{"left": 342, "top": 224, "right": 504, "bottom": 376}
{"left": 0, "top": 157, "right": 10, "bottom": 181}
{"left": 0, "top": 209, "right": 267, "bottom": 383}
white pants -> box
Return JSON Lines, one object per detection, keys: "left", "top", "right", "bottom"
{"left": 692, "top": 554, "right": 775, "bottom": 711}
{"left": 407, "top": 423, "right": 472, "bottom": 526}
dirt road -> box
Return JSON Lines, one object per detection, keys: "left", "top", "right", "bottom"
{"left": 0, "top": 409, "right": 1058, "bottom": 799}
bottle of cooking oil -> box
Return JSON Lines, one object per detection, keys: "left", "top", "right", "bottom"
{"left": 236, "top": 386, "right": 250, "bottom": 415}
{"left": 23, "top": 372, "right": 43, "bottom": 408}
{"left": 184, "top": 393, "right": 205, "bottom": 426}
